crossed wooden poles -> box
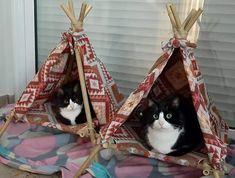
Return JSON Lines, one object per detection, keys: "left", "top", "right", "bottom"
{"left": 166, "top": 3, "right": 203, "bottom": 39}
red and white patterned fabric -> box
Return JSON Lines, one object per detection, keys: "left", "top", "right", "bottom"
{"left": 12, "top": 30, "right": 124, "bottom": 128}
{"left": 100, "top": 38, "right": 228, "bottom": 171}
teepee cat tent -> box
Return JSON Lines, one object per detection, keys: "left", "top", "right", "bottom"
{"left": 0, "top": 0, "right": 124, "bottom": 174}
{"left": 76, "top": 4, "right": 229, "bottom": 178}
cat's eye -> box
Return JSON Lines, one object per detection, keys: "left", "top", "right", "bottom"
{"left": 166, "top": 113, "right": 172, "bottom": 119}
{"left": 153, "top": 114, "right": 158, "bottom": 119}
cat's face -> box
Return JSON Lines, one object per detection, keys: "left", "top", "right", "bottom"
{"left": 141, "top": 96, "right": 184, "bottom": 130}
{"left": 56, "top": 81, "right": 83, "bottom": 110}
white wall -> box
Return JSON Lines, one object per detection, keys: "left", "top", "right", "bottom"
{"left": 0, "top": 0, "right": 14, "bottom": 97}
{"left": 0, "top": 0, "right": 35, "bottom": 100}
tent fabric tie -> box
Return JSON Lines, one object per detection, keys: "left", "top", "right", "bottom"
{"left": 161, "top": 38, "right": 197, "bottom": 52}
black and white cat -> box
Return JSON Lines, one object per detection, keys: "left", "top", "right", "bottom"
{"left": 52, "top": 80, "right": 95, "bottom": 125}
{"left": 140, "top": 95, "right": 203, "bottom": 156}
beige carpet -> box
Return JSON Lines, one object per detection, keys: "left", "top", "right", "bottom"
{"left": 0, "top": 163, "right": 60, "bottom": 178}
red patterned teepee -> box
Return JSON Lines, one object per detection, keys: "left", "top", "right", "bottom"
{"left": 100, "top": 38, "right": 228, "bottom": 171}
{"left": 10, "top": 30, "right": 124, "bottom": 133}
{"left": 99, "top": 4, "right": 228, "bottom": 177}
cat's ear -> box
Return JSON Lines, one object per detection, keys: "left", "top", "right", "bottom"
{"left": 148, "top": 99, "right": 155, "bottom": 107}
{"left": 57, "top": 88, "right": 64, "bottom": 96}
{"left": 73, "top": 83, "right": 81, "bottom": 93}
{"left": 171, "top": 97, "right": 180, "bottom": 108}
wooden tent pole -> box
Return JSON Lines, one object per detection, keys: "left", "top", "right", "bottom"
{"left": 78, "top": 3, "right": 86, "bottom": 22}
{"left": 201, "top": 160, "right": 223, "bottom": 178}
{"left": 61, "top": 1, "right": 96, "bottom": 145}
{"left": 166, "top": 3, "right": 202, "bottom": 39}
{"left": 0, "top": 113, "right": 14, "bottom": 136}
{"left": 169, "top": 4, "right": 181, "bottom": 29}
{"left": 60, "top": 5, "right": 78, "bottom": 28}
{"left": 74, "top": 144, "right": 102, "bottom": 177}
{"left": 182, "top": 9, "right": 196, "bottom": 29}
{"left": 61, "top": 0, "right": 98, "bottom": 168}
{"left": 68, "top": 0, "right": 75, "bottom": 18}
{"left": 84, "top": 5, "right": 92, "bottom": 18}
{"left": 166, "top": 4, "right": 177, "bottom": 32}
{"left": 185, "top": 8, "right": 203, "bottom": 32}
{"left": 74, "top": 48, "right": 96, "bottom": 145}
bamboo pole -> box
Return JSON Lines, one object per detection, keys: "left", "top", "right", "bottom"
{"left": 0, "top": 114, "right": 14, "bottom": 136}
{"left": 185, "top": 8, "right": 203, "bottom": 32}
{"left": 68, "top": 0, "right": 75, "bottom": 18}
{"left": 166, "top": 3, "right": 202, "bottom": 39}
{"left": 202, "top": 160, "right": 211, "bottom": 176}
{"left": 61, "top": 1, "right": 97, "bottom": 145}
{"left": 213, "top": 170, "right": 221, "bottom": 178}
{"left": 61, "top": 3, "right": 83, "bottom": 32}
{"left": 74, "top": 48, "right": 96, "bottom": 145}
{"left": 60, "top": 4, "right": 78, "bottom": 28}
{"left": 84, "top": 5, "right": 92, "bottom": 18}
{"left": 182, "top": 9, "right": 196, "bottom": 29}
{"left": 166, "top": 3, "right": 187, "bottom": 39}
{"left": 78, "top": 3, "right": 86, "bottom": 23}
{"left": 166, "top": 4, "right": 177, "bottom": 30}
{"left": 169, "top": 4, "right": 181, "bottom": 29}
{"left": 74, "top": 144, "right": 102, "bottom": 178}
{"left": 200, "top": 160, "right": 224, "bottom": 178}
{"left": 61, "top": 0, "right": 99, "bottom": 171}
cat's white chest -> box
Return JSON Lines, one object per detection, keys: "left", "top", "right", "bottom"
{"left": 60, "top": 103, "right": 83, "bottom": 125}
{"left": 147, "top": 127, "right": 183, "bottom": 154}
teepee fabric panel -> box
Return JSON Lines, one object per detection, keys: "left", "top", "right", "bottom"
{"left": 101, "top": 38, "right": 228, "bottom": 170}
{"left": 14, "top": 34, "right": 72, "bottom": 121}
{"left": 100, "top": 39, "right": 175, "bottom": 139}
{"left": 72, "top": 31, "right": 125, "bottom": 125}
{"left": 178, "top": 40, "right": 228, "bottom": 170}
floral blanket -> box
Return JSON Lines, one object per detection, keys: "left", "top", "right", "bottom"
{"left": 0, "top": 104, "right": 234, "bottom": 178}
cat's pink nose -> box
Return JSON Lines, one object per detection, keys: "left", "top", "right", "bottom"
{"left": 159, "top": 121, "right": 164, "bottom": 127}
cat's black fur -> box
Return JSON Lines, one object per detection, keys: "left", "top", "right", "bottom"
{"left": 140, "top": 95, "right": 204, "bottom": 156}
{"left": 52, "top": 80, "right": 96, "bottom": 125}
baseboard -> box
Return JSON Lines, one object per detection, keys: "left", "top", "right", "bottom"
{"left": 0, "top": 95, "right": 15, "bottom": 107}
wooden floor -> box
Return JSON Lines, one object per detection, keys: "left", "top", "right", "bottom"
{"left": 0, "top": 163, "right": 60, "bottom": 178}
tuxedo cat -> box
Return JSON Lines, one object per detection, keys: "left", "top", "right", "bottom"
{"left": 140, "top": 95, "right": 203, "bottom": 156}
{"left": 52, "top": 80, "right": 95, "bottom": 125}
